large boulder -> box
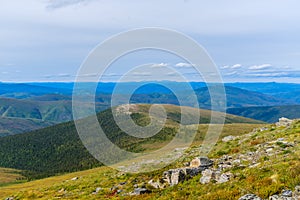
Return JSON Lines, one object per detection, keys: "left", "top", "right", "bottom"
{"left": 163, "top": 157, "right": 214, "bottom": 186}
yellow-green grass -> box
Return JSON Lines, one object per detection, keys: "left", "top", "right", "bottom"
{"left": 0, "top": 123, "right": 264, "bottom": 199}
{"left": 0, "top": 168, "right": 24, "bottom": 186}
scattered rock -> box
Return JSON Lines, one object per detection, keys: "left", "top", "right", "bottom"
{"left": 95, "top": 187, "right": 102, "bottom": 193}
{"left": 58, "top": 188, "right": 65, "bottom": 193}
{"left": 232, "top": 159, "right": 241, "bottom": 166}
{"left": 294, "top": 185, "right": 300, "bottom": 197}
{"left": 148, "top": 179, "right": 161, "bottom": 189}
{"left": 238, "top": 194, "right": 262, "bottom": 200}
{"left": 260, "top": 127, "right": 268, "bottom": 131}
{"left": 222, "top": 135, "right": 236, "bottom": 142}
{"left": 133, "top": 188, "right": 150, "bottom": 195}
{"left": 200, "top": 169, "right": 233, "bottom": 184}
{"left": 282, "top": 190, "right": 293, "bottom": 197}
{"left": 117, "top": 189, "right": 123, "bottom": 194}
{"left": 200, "top": 169, "right": 213, "bottom": 184}
{"left": 5, "top": 197, "right": 14, "bottom": 200}
{"left": 70, "top": 177, "right": 78, "bottom": 181}
{"left": 216, "top": 172, "right": 233, "bottom": 184}
{"left": 163, "top": 168, "right": 187, "bottom": 186}
{"left": 269, "top": 195, "right": 280, "bottom": 200}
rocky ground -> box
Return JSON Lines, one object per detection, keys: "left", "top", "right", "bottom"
{"left": 122, "top": 117, "right": 300, "bottom": 199}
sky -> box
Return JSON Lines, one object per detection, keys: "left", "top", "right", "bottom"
{"left": 0, "top": 0, "right": 300, "bottom": 82}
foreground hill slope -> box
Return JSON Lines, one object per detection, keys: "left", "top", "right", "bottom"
{"left": 0, "top": 118, "right": 298, "bottom": 200}
{"left": 0, "top": 104, "right": 263, "bottom": 179}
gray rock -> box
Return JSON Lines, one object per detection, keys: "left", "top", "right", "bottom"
{"left": 269, "top": 195, "right": 280, "bottom": 200}
{"left": 200, "top": 169, "right": 213, "bottom": 184}
{"left": 117, "top": 189, "right": 123, "bottom": 194}
{"left": 216, "top": 172, "right": 233, "bottom": 184}
{"left": 163, "top": 168, "right": 186, "bottom": 186}
{"left": 133, "top": 188, "right": 150, "bottom": 195}
{"left": 222, "top": 135, "right": 236, "bottom": 142}
{"left": 294, "top": 185, "right": 300, "bottom": 197}
{"left": 95, "top": 187, "right": 102, "bottom": 193}
{"left": 148, "top": 179, "right": 161, "bottom": 189}
{"left": 282, "top": 190, "right": 293, "bottom": 197}
{"left": 70, "top": 177, "right": 78, "bottom": 181}
{"left": 238, "top": 194, "right": 262, "bottom": 200}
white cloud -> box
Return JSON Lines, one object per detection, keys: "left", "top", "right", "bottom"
{"left": 132, "top": 72, "right": 151, "bottom": 76}
{"left": 58, "top": 73, "right": 72, "bottom": 77}
{"left": 46, "top": 0, "right": 95, "bottom": 9}
{"left": 175, "top": 62, "right": 194, "bottom": 68}
{"left": 221, "top": 64, "right": 242, "bottom": 69}
{"left": 231, "top": 64, "right": 242, "bottom": 69}
{"left": 167, "top": 72, "right": 177, "bottom": 76}
{"left": 225, "top": 71, "right": 238, "bottom": 76}
{"left": 248, "top": 64, "right": 271, "bottom": 70}
{"left": 248, "top": 72, "right": 288, "bottom": 77}
{"left": 151, "top": 63, "right": 168, "bottom": 68}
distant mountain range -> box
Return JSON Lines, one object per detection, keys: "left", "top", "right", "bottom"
{"left": 227, "top": 105, "right": 300, "bottom": 123}
{"left": 0, "top": 82, "right": 299, "bottom": 135}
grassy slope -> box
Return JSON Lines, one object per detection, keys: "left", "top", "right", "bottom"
{"left": 0, "top": 168, "right": 24, "bottom": 187}
{"left": 1, "top": 120, "right": 299, "bottom": 199}
{"left": 227, "top": 105, "right": 300, "bottom": 123}
{"left": 0, "top": 104, "right": 263, "bottom": 179}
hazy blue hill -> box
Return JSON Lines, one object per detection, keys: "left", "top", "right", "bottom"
{"left": 225, "top": 82, "right": 300, "bottom": 95}
{"left": 271, "top": 90, "right": 300, "bottom": 103}
{"left": 0, "top": 98, "right": 109, "bottom": 136}
{"left": 194, "top": 85, "right": 295, "bottom": 108}
{"left": 28, "top": 94, "right": 72, "bottom": 101}
{"left": 0, "top": 117, "right": 54, "bottom": 137}
{"left": 0, "top": 83, "right": 72, "bottom": 99}
{"left": 227, "top": 105, "right": 300, "bottom": 123}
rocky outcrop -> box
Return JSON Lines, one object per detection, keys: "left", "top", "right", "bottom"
{"left": 276, "top": 117, "right": 293, "bottom": 127}
{"left": 162, "top": 157, "right": 213, "bottom": 186}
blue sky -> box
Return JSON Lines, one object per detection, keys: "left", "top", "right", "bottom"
{"left": 0, "top": 0, "right": 300, "bottom": 82}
